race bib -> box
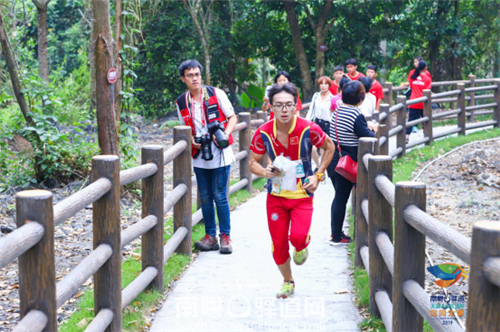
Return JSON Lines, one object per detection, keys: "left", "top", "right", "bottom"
{"left": 294, "top": 160, "right": 305, "bottom": 178}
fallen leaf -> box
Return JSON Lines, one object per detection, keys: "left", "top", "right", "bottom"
{"left": 77, "top": 318, "right": 87, "bottom": 328}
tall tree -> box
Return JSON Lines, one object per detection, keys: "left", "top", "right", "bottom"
{"left": 183, "top": 0, "right": 213, "bottom": 85}
{"left": 282, "top": 0, "right": 313, "bottom": 100}
{"left": 31, "top": 0, "right": 51, "bottom": 83}
{"left": 0, "top": 8, "right": 35, "bottom": 127}
{"left": 93, "top": 0, "right": 119, "bottom": 155}
{"left": 303, "top": 1, "right": 336, "bottom": 86}
{"left": 114, "top": 0, "right": 122, "bottom": 122}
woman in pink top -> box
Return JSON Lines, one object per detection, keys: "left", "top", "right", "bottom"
{"left": 330, "top": 76, "right": 350, "bottom": 113}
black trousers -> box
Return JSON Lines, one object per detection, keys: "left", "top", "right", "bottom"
{"left": 406, "top": 107, "right": 423, "bottom": 135}
{"left": 328, "top": 167, "right": 354, "bottom": 241}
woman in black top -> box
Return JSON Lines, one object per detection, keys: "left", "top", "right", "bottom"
{"left": 327, "top": 81, "right": 379, "bottom": 244}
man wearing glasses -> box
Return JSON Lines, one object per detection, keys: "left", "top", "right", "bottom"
{"left": 176, "top": 59, "right": 237, "bottom": 254}
{"left": 249, "top": 83, "right": 335, "bottom": 298}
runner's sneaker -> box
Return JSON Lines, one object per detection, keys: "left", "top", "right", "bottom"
{"left": 219, "top": 234, "right": 233, "bottom": 254}
{"left": 329, "top": 232, "right": 353, "bottom": 245}
{"left": 293, "top": 247, "right": 308, "bottom": 265}
{"left": 276, "top": 281, "right": 295, "bottom": 299}
{"left": 194, "top": 234, "right": 219, "bottom": 251}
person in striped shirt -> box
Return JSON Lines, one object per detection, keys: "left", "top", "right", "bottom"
{"left": 328, "top": 81, "right": 379, "bottom": 244}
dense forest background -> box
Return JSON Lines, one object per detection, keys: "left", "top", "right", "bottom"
{"left": 1, "top": 0, "right": 499, "bottom": 190}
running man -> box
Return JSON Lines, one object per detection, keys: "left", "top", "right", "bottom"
{"left": 249, "top": 83, "right": 335, "bottom": 299}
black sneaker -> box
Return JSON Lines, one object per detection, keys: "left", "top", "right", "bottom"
{"left": 329, "top": 232, "right": 352, "bottom": 245}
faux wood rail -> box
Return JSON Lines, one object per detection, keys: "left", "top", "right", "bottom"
{"left": 4, "top": 112, "right": 267, "bottom": 331}
{"left": 355, "top": 137, "right": 500, "bottom": 332}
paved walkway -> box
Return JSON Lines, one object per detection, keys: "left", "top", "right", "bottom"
{"left": 150, "top": 123, "right": 493, "bottom": 332}
{"left": 150, "top": 180, "right": 362, "bottom": 332}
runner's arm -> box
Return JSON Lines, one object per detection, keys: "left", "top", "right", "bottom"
{"left": 249, "top": 151, "right": 276, "bottom": 179}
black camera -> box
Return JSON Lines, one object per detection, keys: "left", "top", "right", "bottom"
{"left": 195, "top": 133, "right": 213, "bottom": 161}
{"left": 207, "top": 120, "right": 229, "bottom": 149}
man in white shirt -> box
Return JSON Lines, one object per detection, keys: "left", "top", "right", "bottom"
{"left": 358, "top": 76, "right": 377, "bottom": 118}
{"left": 176, "top": 60, "right": 237, "bottom": 254}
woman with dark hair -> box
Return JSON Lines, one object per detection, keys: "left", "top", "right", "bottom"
{"left": 263, "top": 71, "right": 303, "bottom": 116}
{"left": 328, "top": 81, "right": 378, "bottom": 244}
{"left": 406, "top": 60, "right": 432, "bottom": 143}
{"left": 330, "top": 75, "right": 351, "bottom": 113}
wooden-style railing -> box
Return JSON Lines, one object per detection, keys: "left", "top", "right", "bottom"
{"left": 354, "top": 137, "right": 500, "bottom": 332}
{"left": 372, "top": 79, "right": 500, "bottom": 158}
{"left": 0, "top": 111, "right": 268, "bottom": 332}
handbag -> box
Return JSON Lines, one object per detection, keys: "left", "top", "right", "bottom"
{"left": 334, "top": 108, "right": 358, "bottom": 183}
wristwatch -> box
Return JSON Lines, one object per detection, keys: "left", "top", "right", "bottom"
{"left": 315, "top": 172, "right": 326, "bottom": 182}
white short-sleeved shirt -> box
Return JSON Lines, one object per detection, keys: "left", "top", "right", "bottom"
{"left": 358, "top": 93, "right": 376, "bottom": 118}
{"left": 307, "top": 92, "right": 333, "bottom": 122}
{"left": 177, "top": 87, "right": 235, "bottom": 169}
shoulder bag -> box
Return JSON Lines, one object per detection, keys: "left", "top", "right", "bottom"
{"left": 334, "top": 108, "right": 357, "bottom": 183}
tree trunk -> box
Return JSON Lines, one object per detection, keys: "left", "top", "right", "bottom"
{"left": 114, "top": 0, "right": 122, "bottom": 123}
{"left": 1, "top": 9, "right": 44, "bottom": 181}
{"left": 0, "top": 10, "right": 35, "bottom": 127}
{"left": 282, "top": 0, "right": 313, "bottom": 100}
{"left": 89, "top": 0, "right": 96, "bottom": 114}
{"left": 314, "top": 32, "right": 327, "bottom": 85}
{"left": 35, "top": 3, "right": 50, "bottom": 83}
{"left": 93, "top": 0, "right": 119, "bottom": 156}
{"left": 183, "top": 0, "right": 211, "bottom": 85}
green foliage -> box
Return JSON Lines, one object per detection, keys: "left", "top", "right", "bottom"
{"left": 160, "top": 120, "right": 180, "bottom": 129}
{"left": 20, "top": 113, "right": 98, "bottom": 183}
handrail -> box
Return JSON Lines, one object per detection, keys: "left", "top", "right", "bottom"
{"left": 121, "top": 215, "right": 158, "bottom": 249}
{"left": 375, "top": 290, "right": 393, "bottom": 332}
{"left": 53, "top": 177, "right": 112, "bottom": 226}
{"left": 431, "top": 80, "right": 471, "bottom": 87}
{"left": 433, "top": 109, "right": 461, "bottom": 119}
{"left": 56, "top": 244, "right": 113, "bottom": 308}
{"left": 163, "top": 183, "right": 188, "bottom": 215}
{"left": 402, "top": 280, "right": 464, "bottom": 332}
{"left": 465, "top": 120, "right": 497, "bottom": 130}
{"left": 404, "top": 205, "right": 471, "bottom": 264}
{"left": 163, "top": 140, "right": 188, "bottom": 165}
{"left": 464, "top": 85, "right": 497, "bottom": 93}
{"left": 388, "top": 125, "right": 403, "bottom": 137}
{"left": 375, "top": 232, "right": 394, "bottom": 276}
{"left": 406, "top": 116, "right": 429, "bottom": 128}
{"left": 465, "top": 102, "right": 497, "bottom": 112}
{"left": 120, "top": 163, "right": 158, "bottom": 186}
{"left": 163, "top": 226, "right": 188, "bottom": 264}
{"left": 406, "top": 96, "right": 428, "bottom": 106}
{"left": 405, "top": 136, "right": 429, "bottom": 149}
{"left": 389, "top": 103, "right": 404, "bottom": 114}
{"left": 374, "top": 175, "right": 395, "bottom": 207}
{"left": 121, "top": 266, "right": 158, "bottom": 310}
{"left": 83, "top": 309, "right": 113, "bottom": 332}
{"left": 483, "top": 257, "right": 500, "bottom": 288}
{"left": 233, "top": 121, "right": 247, "bottom": 132}
{"left": 0, "top": 221, "right": 44, "bottom": 269}
{"left": 431, "top": 89, "right": 461, "bottom": 99}
{"left": 12, "top": 310, "right": 47, "bottom": 332}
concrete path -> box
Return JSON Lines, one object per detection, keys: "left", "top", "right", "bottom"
{"left": 150, "top": 179, "right": 362, "bottom": 332}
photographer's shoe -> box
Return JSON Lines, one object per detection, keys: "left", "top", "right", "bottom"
{"left": 194, "top": 234, "right": 220, "bottom": 251}
{"left": 219, "top": 234, "right": 233, "bottom": 254}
